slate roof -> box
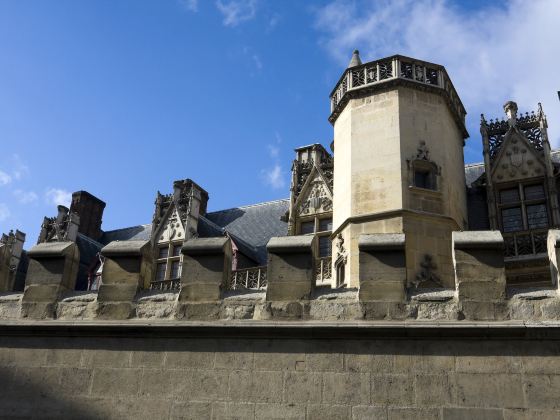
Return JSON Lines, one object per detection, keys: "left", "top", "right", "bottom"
{"left": 204, "top": 199, "right": 290, "bottom": 265}
{"left": 99, "top": 224, "right": 152, "bottom": 245}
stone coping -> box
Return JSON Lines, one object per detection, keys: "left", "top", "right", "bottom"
{"left": 358, "top": 233, "right": 405, "bottom": 251}
{"left": 453, "top": 230, "right": 504, "bottom": 250}
{"left": 27, "top": 241, "right": 76, "bottom": 258}
{"left": 181, "top": 237, "right": 229, "bottom": 255}
{"left": 101, "top": 240, "right": 149, "bottom": 257}
{"left": 1, "top": 319, "right": 560, "bottom": 340}
{"left": 267, "top": 235, "right": 314, "bottom": 253}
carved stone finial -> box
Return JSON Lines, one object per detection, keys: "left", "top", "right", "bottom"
{"left": 348, "top": 49, "right": 362, "bottom": 68}
{"left": 503, "top": 101, "right": 518, "bottom": 127}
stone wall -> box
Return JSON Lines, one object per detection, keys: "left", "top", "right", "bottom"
{"left": 1, "top": 322, "right": 559, "bottom": 419}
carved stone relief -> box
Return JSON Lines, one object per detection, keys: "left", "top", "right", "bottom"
{"left": 492, "top": 133, "right": 545, "bottom": 183}
{"left": 412, "top": 254, "right": 442, "bottom": 288}
{"left": 298, "top": 175, "right": 332, "bottom": 216}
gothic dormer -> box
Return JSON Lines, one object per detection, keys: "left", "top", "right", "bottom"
{"left": 480, "top": 101, "right": 559, "bottom": 286}
{"left": 150, "top": 179, "right": 209, "bottom": 289}
{"left": 288, "top": 143, "right": 334, "bottom": 286}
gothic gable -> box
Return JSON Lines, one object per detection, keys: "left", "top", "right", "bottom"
{"left": 294, "top": 167, "right": 333, "bottom": 217}
{"left": 155, "top": 207, "right": 185, "bottom": 244}
{"left": 491, "top": 129, "right": 545, "bottom": 184}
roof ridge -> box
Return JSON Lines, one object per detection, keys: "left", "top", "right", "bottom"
{"left": 102, "top": 224, "right": 151, "bottom": 235}
{"left": 207, "top": 198, "right": 289, "bottom": 214}
{"left": 77, "top": 233, "right": 104, "bottom": 248}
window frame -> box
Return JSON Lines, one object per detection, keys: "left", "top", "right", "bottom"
{"left": 155, "top": 241, "right": 183, "bottom": 282}
{"left": 497, "top": 181, "right": 550, "bottom": 233}
{"left": 297, "top": 215, "right": 333, "bottom": 258}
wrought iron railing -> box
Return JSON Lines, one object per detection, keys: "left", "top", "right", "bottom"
{"left": 150, "top": 279, "right": 180, "bottom": 291}
{"left": 329, "top": 55, "right": 465, "bottom": 129}
{"left": 503, "top": 229, "right": 548, "bottom": 257}
{"left": 315, "top": 256, "right": 332, "bottom": 284}
{"left": 229, "top": 266, "right": 267, "bottom": 290}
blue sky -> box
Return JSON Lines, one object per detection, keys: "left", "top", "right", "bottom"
{"left": 0, "top": 0, "right": 559, "bottom": 245}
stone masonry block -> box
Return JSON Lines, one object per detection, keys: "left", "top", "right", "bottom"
{"left": 97, "top": 240, "right": 152, "bottom": 319}
{"left": 265, "top": 235, "right": 314, "bottom": 301}
{"left": 359, "top": 234, "right": 406, "bottom": 302}
{"left": 179, "top": 237, "right": 231, "bottom": 302}
{"left": 453, "top": 231, "right": 506, "bottom": 320}
{"left": 22, "top": 241, "right": 80, "bottom": 319}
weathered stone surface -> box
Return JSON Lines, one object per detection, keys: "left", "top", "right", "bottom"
{"left": 178, "top": 237, "right": 231, "bottom": 303}
{"left": 22, "top": 241, "right": 80, "bottom": 319}
{"left": 97, "top": 240, "right": 152, "bottom": 320}
{"left": 0, "top": 328, "right": 559, "bottom": 417}
{"left": 266, "top": 235, "right": 314, "bottom": 301}
{"left": 453, "top": 231, "right": 506, "bottom": 320}
{"left": 359, "top": 233, "right": 406, "bottom": 302}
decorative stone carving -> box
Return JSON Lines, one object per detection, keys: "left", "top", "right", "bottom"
{"left": 0, "top": 230, "right": 25, "bottom": 292}
{"left": 491, "top": 132, "right": 545, "bottom": 183}
{"left": 298, "top": 178, "right": 332, "bottom": 216}
{"left": 37, "top": 206, "right": 80, "bottom": 244}
{"left": 412, "top": 254, "right": 442, "bottom": 288}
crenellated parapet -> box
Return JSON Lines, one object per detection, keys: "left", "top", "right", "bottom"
{"left": 6, "top": 229, "right": 560, "bottom": 323}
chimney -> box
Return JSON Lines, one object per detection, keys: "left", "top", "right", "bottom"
{"left": 70, "top": 191, "right": 106, "bottom": 240}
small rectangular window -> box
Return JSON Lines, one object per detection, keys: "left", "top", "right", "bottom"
{"left": 414, "top": 169, "right": 433, "bottom": 190}
{"left": 524, "top": 185, "right": 545, "bottom": 201}
{"left": 527, "top": 204, "right": 548, "bottom": 229}
{"left": 300, "top": 221, "right": 315, "bottom": 235}
{"left": 158, "top": 246, "right": 169, "bottom": 259}
{"left": 318, "top": 236, "right": 332, "bottom": 257}
{"left": 156, "top": 263, "right": 166, "bottom": 281}
{"left": 172, "top": 244, "right": 182, "bottom": 257}
{"left": 502, "top": 207, "right": 523, "bottom": 232}
{"left": 318, "top": 218, "right": 332, "bottom": 232}
{"left": 170, "top": 261, "right": 181, "bottom": 279}
{"left": 500, "top": 188, "right": 520, "bottom": 204}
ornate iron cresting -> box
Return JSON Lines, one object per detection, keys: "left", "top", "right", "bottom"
{"left": 229, "top": 266, "right": 267, "bottom": 290}
{"left": 150, "top": 279, "right": 180, "bottom": 291}
{"left": 329, "top": 55, "right": 465, "bottom": 134}
{"left": 503, "top": 229, "right": 548, "bottom": 257}
{"left": 482, "top": 107, "right": 545, "bottom": 162}
{"left": 315, "top": 256, "right": 332, "bottom": 284}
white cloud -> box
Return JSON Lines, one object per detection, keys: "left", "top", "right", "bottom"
{"left": 252, "top": 54, "right": 263, "bottom": 70}
{"left": 216, "top": 0, "right": 257, "bottom": 27}
{"left": 314, "top": 0, "right": 560, "bottom": 147}
{"left": 179, "top": 0, "right": 198, "bottom": 12}
{"left": 0, "top": 170, "right": 11, "bottom": 186}
{"left": 0, "top": 203, "right": 10, "bottom": 222}
{"left": 262, "top": 164, "right": 286, "bottom": 189}
{"left": 13, "top": 189, "right": 38, "bottom": 204}
{"left": 11, "top": 154, "right": 29, "bottom": 180}
{"left": 45, "top": 188, "right": 72, "bottom": 207}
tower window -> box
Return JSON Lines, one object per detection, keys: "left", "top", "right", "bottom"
{"left": 414, "top": 169, "right": 434, "bottom": 190}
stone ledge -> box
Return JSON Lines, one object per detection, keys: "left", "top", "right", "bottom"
{"left": 267, "top": 236, "right": 314, "bottom": 253}
{"left": 358, "top": 233, "right": 405, "bottom": 251}
{"left": 27, "top": 241, "right": 76, "bottom": 258}
{"left": 453, "top": 230, "right": 504, "bottom": 250}
{"left": 1, "top": 319, "right": 560, "bottom": 340}
{"left": 101, "top": 240, "right": 149, "bottom": 257}
{"left": 181, "top": 237, "right": 229, "bottom": 255}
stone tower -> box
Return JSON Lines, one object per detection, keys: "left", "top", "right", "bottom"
{"left": 330, "top": 52, "right": 469, "bottom": 291}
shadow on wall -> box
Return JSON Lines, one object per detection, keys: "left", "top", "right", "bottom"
{"left": 1, "top": 333, "right": 560, "bottom": 418}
